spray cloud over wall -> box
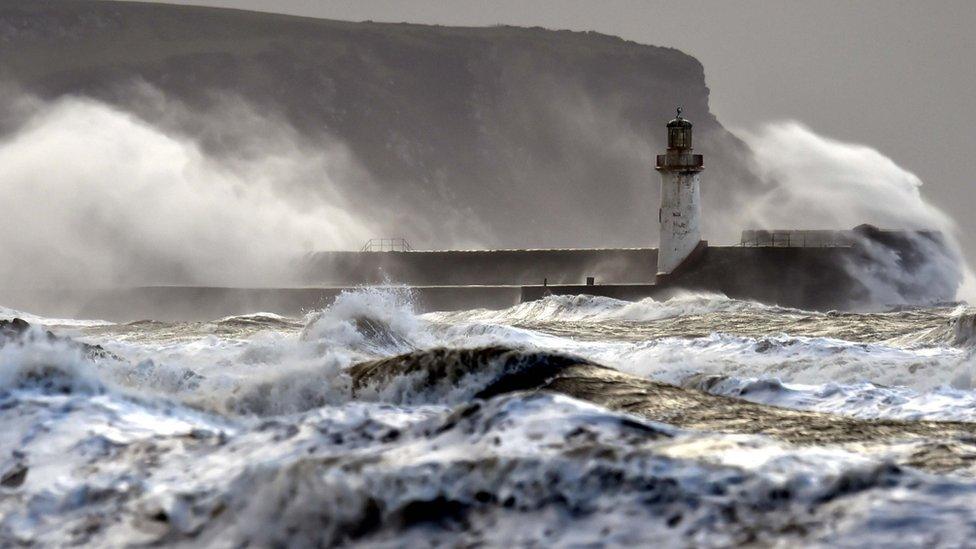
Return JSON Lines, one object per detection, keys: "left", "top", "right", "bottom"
{"left": 1, "top": 86, "right": 970, "bottom": 306}
{"left": 0, "top": 92, "right": 378, "bottom": 288}
{"left": 736, "top": 122, "right": 973, "bottom": 303}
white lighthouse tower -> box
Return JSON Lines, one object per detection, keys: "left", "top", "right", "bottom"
{"left": 655, "top": 107, "right": 704, "bottom": 276}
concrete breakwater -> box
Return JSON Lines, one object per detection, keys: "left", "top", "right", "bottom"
{"left": 300, "top": 248, "right": 659, "bottom": 287}
{"left": 0, "top": 228, "right": 954, "bottom": 321}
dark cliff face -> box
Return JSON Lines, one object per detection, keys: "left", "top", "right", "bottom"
{"left": 0, "top": 0, "right": 759, "bottom": 249}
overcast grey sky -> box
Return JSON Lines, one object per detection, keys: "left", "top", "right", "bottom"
{"left": 115, "top": 0, "right": 975, "bottom": 240}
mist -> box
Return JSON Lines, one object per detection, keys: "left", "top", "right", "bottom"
{"left": 0, "top": 92, "right": 378, "bottom": 288}
{"left": 1, "top": 85, "right": 971, "bottom": 306}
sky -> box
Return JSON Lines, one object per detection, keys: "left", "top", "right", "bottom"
{"left": 113, "top": 0, "right": 976, "bottom": 246}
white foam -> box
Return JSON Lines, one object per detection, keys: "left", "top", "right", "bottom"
{"left": 695, "top": 376, "right": 976, "bottom": 422}
{"left": 4, "top": 388, "right": 976, "bottom": 547}
{"left": 6, "top": 291, "right": 976, "bottom": 544}
{"left": 0, "top": 306, "right": 114, "bottom": 327}
{"left": 597, "top": 333, "right": 969, "bottom": 391}
{"left": 427, "top": 290, "right": 785, "bottom": 324}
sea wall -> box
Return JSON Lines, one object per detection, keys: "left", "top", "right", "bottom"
{"left": 678, "top": 246, "right": 866, "bottom": 309}
{"left": 3, "top": 236, "right": 952, "bottom": 322}
{"left": 301, "top": 248, "right": 659, "bottom": 286}
{"left": 519, "top": 246, "right": 865, "bottom": 310}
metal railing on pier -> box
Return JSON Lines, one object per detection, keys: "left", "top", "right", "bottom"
{"left": 739, "top": 230, "right": 855, "bottom": 248}
{"left": 360, "top": 238, "right": 413, "bottom": 252}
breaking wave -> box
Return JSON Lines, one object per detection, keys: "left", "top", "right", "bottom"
{"left": 0, "top": 330, "right": 107, "bottom": 395}
{"left": 301, "top": 287, "right": 430, "bottom": 355}
{"left": 945, "top": 307, "right": 976, "bottom": 348}
{"left": 5, "top": 289, "right": 976, "bottom": 546}
{"left": 3, "top": 290, "right": 976, "bottom": 418}
{"left": 429, "top": 291, "right": 790, "bottom": 324}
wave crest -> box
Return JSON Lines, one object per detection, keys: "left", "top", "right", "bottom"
{"left": 430, "top": 291, "right": 789, "bottom": 325}
{"left": 0, "top": 328, "right": 106, "bottom": 395}
{"left": 349, "top": 346, "right": 599, "bottom": 405}
{"left": 949, "top": 308, "right": 976, "bottom": 348}
{"left": 301, "top": 288, "right": 428, "bottom": 355}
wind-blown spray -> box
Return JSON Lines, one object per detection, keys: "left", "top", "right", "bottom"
{"left": 0, "top": 94, "right": 377, "bottom": 288}
{"left": 737, "top": 122, "right": 973, "bottom": 304}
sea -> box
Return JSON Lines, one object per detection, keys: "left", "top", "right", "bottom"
{"left": 3, "top": 289, "right": 976, "bottom": 547}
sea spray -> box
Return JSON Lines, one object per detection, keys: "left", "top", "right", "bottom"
{"left": 736, "top": 122, "right": 972, "bottom": 305}
{"left": 0, "top": 94, "right": 375, "bottom": 288}
{"left": 301, "top": 287, "right": 430, "bottom": 354}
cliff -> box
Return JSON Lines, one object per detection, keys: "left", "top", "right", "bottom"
{"left": 0, "top": 0, "right": 759, "bottom": 249}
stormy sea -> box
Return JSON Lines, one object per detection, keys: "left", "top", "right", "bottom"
{"left": 3, "top": 289, "right": 976, "bottom": 547}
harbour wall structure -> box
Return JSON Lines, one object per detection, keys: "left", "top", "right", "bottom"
{"left": 300, "top": 247, "right": 659, "bottom": 287}
{"left": 303, "top": 244, "right": 866, "bottom": 312}
{"left": 519, "top": 246, "right": 864, "bottom": 310}
{"left": 3, "top": 246, "right": 853, "bottom": 321}
{"left": 303, "top": 226, "right": 952, "bottom": 312}
{"left": 0, "top": 226, "right": 947, "bottom": 322}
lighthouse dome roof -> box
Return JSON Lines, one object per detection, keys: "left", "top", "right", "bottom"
{"left": 667, "top": 106, "right": 692, "bottom": 128}
{"left": 667, "top": 116, "right": 692, "bottom": 129}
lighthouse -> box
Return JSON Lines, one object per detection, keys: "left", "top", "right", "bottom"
{"left": 655, "top": 107, "right": 704, "bottom": 276}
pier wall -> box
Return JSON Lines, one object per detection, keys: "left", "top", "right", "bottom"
{"left": 26, "top": 245, "right": 856, "bottom": 321}
{"left": 522, "top": 246, "right": 864, "bottom": 310}
{"left": 301, "top": 248, "right": 659, "bottom": 286}
{"left": 5, "top": 231, "right": 949, "bottom": 322}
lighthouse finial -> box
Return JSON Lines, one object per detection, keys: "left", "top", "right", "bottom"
{"left": 676, "top": 106, "right": 682, "bottom": 119}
